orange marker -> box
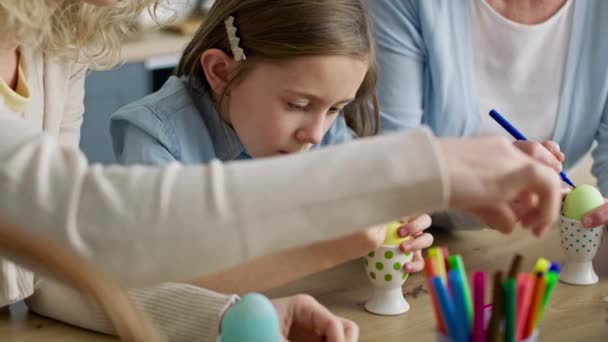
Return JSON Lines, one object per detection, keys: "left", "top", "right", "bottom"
{"left": 424, "top": 256, "right": 447, "bottom": 334}
{"left": 524, "top": 273, "right": 546, "bottom": 338}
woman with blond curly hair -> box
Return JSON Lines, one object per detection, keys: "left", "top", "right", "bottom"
{"left": 0, "top": 1, "right": 364, "bottom": 340}
{"left": 0, "top": 0, "right": 563, "bottom": 341}
{"left": 1, "top": 1, "right": 263, "bottom": 341}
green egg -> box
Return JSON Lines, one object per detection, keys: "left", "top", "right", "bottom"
{"left": 563, "top": 184, "right": 604, "bottom": 220}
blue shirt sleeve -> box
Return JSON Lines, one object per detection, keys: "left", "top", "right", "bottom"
{"left": 591, "top": 108, "right": 608, "bottom": 196}
{"left": 368, "top": 0, "right": 427, "bottom": 132}
{"left": 111, "top": 107, "right": 180, "bottom": 166}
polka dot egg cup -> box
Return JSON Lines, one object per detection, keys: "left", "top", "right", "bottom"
{"left": 559, "top": 214, "right": 604, "bottom": 285}
{"left": 363, "top": 244, "right": 413, "bottom": 315}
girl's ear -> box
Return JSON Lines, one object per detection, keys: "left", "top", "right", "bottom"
{"left": 200, "top": 49, "right": 235, "bottom": 97}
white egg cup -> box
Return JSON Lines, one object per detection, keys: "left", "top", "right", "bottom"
{"left": 363, "top": 244, "right": 413, "bottom": 315}
{"left": 559, "top": 215, "right": 604, "bottom": 285}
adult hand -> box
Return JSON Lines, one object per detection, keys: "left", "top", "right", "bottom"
{"left": 513, "top": 140, "right": 564, "bottom": 173}
{"left": 440, "top": 136, "right": 561, "bottom": 237}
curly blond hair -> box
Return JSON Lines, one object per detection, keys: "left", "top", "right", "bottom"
{"left": 0, "top": 0, "right": 159, "bottom": 69}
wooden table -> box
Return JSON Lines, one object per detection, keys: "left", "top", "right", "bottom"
{"left": 268, "top": 228, "right": 608, "bottom": 341}
{"left": 1, "top": 228, "right": 607, "bottom": 341}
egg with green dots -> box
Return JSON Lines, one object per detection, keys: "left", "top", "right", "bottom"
{"left": 563, "top": 184, "right": 604, "bottom": 220}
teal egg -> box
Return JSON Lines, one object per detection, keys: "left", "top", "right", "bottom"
{"left": 221, "top": 293, "right": 281, "bottom": 342}
{"left": 563, "top": 184, "right": 604, "bottom": 220}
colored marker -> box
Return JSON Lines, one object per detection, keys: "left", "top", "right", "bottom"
{"left": 536, "top": 270, "right": 559, "bottom": 327}
{"left": 515, "top": 273, "right": 534, "bottom": 341}
{"left": 487, "top": 271, "right": 504, "bottom": 342}
{"left": 433, "top": 276, "right": 467, "bottom": 342}
{"left": 472, "top": 272, "right": 486, "bottom": 342}
{"left": 549, "top": 262, "right": 561, "bottom": 273}
{"left": 441, "top": 246, "right": 450, "bottom": 271}
{"left": 449, "top": 270, "right": 470, "bottom": 341}
{"left": 533, "top": 258, "right": 551, "bottom": 274}
{"left": 424, "top": 256, "right": 447, "bottom": 334}
{"left": 508, "top": 254, "right": 523, "bottom": 279}
{"left": 428, "top": 247, "right": 447, "bottom": 283}
{"left": 448, "top": 255, "right": 473, "bottom": 328}
{"left": 524, "top": 273, "right": 546, "bottom": 338}
{"left": 503, "top": 277, "right": 517, "bottom": 342}
{"left": 489, "top": 109, "right": 575, "bottom": 188}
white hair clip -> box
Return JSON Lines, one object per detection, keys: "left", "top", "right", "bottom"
{"left": 224, "top": 16, "right": 246, "bottom": 61}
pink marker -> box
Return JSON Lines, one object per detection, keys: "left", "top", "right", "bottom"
{"left": 473, "top": 272, "right": 486, "bottom": 342}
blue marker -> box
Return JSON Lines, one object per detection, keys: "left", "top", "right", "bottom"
{"left": 549, "top": 262, "right": 561, "bottom": 274}
{"left": 449, "top": 270, "right": 471, "bottom": 340}
{"left": 489, "top": 109, "right": 575, "bottom": 188}
{"left": 432, "top": 276, "right": 468, "bottom": 342}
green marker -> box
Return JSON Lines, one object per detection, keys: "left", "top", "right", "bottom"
{"left": 535, "top": 271, "right": 559, "bottom": 327}
{"left": 503, "top": 278, "right": 517, "bottom": 342}
{"left": 448, "top": 255, "right": 473, "bottom": 329}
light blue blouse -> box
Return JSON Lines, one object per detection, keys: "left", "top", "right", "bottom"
{"left": 368, "top": 0, "right": 608, "bottom": 194}
{"left": 110, "top": 76, "right": 353, "bottom": 165}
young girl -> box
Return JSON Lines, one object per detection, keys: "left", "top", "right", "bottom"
{"left": 110, "top": 0, "right": 434, "bottom": 294}
{"left": 0, "top": 1, "right": 361, "bottom": 340}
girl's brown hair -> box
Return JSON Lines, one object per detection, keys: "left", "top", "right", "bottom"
{"left": 176, "top": 0, "right": 379, "bottom": 136}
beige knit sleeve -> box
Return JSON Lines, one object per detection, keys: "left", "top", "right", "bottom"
{"left": 26, "top": 279, "right": 238, "bottom": 342}
{"left": 57, "top": 63, "right": 87, "bottom": 147}
{"left": 0, "top": 115, "right": 448, "bottom": 286}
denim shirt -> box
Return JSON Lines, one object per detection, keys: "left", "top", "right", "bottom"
{"left": 368, "top": 0, "right": 608, "bottom": 194}
{"left": 110, "top": 76, "right": 353, "bottom": 165}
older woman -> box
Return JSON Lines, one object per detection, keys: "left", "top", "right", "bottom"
{"left": 369, "top": 0, "right": 608, "bottom": 228}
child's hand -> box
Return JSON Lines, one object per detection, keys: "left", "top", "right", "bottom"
{"left": 272, "top": 294, "right": 358, "bottom": 342}
{"left": 396, "top": 215, "right": 433, "bottom": 273}
{"left": 582, "top": 199, "right": 608, "bottom": 228}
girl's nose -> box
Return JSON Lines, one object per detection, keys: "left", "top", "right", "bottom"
{"left": 297, "top": 115, "right": 325, "bottom": 145}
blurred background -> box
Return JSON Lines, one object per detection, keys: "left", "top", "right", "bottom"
{"left": 79, "top": 0, "right": 215, "bottom": 164}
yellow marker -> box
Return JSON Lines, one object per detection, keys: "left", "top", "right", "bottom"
{"left": 428, "top": 247, "right": 447, "bottom": 283}
{"left": 533, "top": 258, "right": 551, "bottom": 274}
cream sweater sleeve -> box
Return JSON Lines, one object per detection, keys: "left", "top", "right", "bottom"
{"left": 26, "top": 281, "right": 236, "bottom": 342}
{"left": 0, "top": 115, "right": 449, "bottom": 286}
{"left": 56, "top": 63, "right": 87, "bottom": 147}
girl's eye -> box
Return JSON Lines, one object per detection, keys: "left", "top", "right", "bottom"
{"left": 328, "top": 107, "right": 341, "bottom": 114}
{"left": 287, "top": 102, "right": 307, "bottom": 111}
